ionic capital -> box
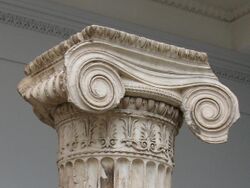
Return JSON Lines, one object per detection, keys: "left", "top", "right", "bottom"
{"left": 18, "top": 25, "right": 239, "bottom": 144}
{"left": 17, "top": 25, "right": 240, "bottom": 188}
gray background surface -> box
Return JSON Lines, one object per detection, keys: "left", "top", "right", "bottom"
{"left": 0, "top": 8, "right": 250, "bottom": 188}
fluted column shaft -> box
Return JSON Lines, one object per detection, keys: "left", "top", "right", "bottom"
{"left": 54, "top": 97, "right": 181, "bottom": 188}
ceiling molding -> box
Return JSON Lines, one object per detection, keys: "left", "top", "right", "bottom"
{"left": 152, "top": 0, "right": 250, "bottom": 22}
{"left": 232, "top": 5, "right": 250, "bottom": 21}
{"left": 0, "top": 10, "right": 76, "bottom": 39}
{"left": 212, "top": 65, "right": 250, "bottom": 85}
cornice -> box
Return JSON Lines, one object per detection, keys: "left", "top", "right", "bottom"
{"left": 0, "top": 10, "right": 76, "bottom": 39}
{"left": 152, "top": 0, "right": 250, "bottom": 22}
{"left": 212, "top": 65, "right": 250, "bottom": 85}
{"left": 232, "top": 4, "right": 250, "bottom": 21}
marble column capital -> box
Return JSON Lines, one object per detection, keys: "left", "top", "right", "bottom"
{"left": 18, "top": 25, "right": 240, "bottom": 188}
{"left": 18, "top": 25, "right": 239, "bottom": 144}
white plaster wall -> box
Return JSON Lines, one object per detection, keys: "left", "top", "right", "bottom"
{"left": 0, "top": 20, "right": 249, "bottom": 188}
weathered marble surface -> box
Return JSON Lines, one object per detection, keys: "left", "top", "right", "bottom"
{"left": 18, "top": 25, "right": 239, "bottom": 188}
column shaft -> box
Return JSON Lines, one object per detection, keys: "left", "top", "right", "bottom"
{"left": 54, "top": 97, "right": 181, "bottom": 188}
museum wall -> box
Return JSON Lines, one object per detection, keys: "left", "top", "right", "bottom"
{"left": 0, "top": 11, "right": 250, "bottom": 188}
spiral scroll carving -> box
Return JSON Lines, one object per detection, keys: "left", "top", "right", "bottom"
{"left": 181, "top": 85, "right": 240, "bottom": 143}
{"left": 66, "top": 61, "right": 125, "bottom": 113}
